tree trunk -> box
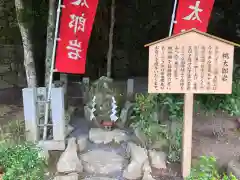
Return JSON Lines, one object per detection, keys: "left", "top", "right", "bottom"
{"left": 45, "top": 0, "right": 56, "bottom": 86}
{"left": 15, "top": 0, "right": 37, "bottom": 87}
{"left": 106, "top": 0, "right": 115, "bottom": 78}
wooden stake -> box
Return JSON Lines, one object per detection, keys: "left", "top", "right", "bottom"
{"left": 182, "top": 93, "right": 194, "bottom": 178}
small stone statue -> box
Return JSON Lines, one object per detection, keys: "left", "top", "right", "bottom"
{"left": 85, "top": 76, "right": 135, "bottom": 130}
{"left": 87, "top": 76, "right": 121, "bottom": 130}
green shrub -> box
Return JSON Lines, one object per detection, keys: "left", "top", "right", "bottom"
{"left": 158, "top": 94, "right": 184, "bottom": 121}
{"left": 0, "top": 118, "right": 46, "bottom": 179}
{"left": 130, "top": 80, "right": 240, "bottom": 164}
{"left": 130, "top": 93, "right": 183, "bottom": 162}
{"left": 187, "top": 156, "right": 237, "bottom": 180}
{"left": 167, "top": 127, "right": 182, "bottom": 162}
{"left": 196, "top": 80, "right": 240, "bottom": 116}
{"left": 0, "top": 142, "right": 47, "bottom": 180}
{"left": 0, "top": 120, "right": 25, "bottom": 144}
{"left": 130, "top": 93, "right": 165, "bottom": 145}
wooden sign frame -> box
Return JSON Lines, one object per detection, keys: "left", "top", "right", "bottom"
{"left": 145, "top": 29, "right": 240, "bottom": 178}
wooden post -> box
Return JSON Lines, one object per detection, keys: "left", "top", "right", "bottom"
{"left": 182, "top": 93, "right": 194, "bottom": 178}
{"left": 22, "top": 88, "right": 39, "bottom": 142}
{"left": 51, "top": 87, "right": 65, "bottom": 141}
{"left": 145, "top": 29, "right": 236, "bottom": 179}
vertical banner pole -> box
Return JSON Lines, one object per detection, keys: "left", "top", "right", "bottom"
{"left": 43, "top": 0, "right": 63, "bottom": 140}
{"left": 168, "top": 0, "right": 178, "bottom": 37}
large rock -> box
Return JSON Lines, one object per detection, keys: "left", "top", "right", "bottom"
{"left": 142, "top": 172, "right": 156, "bottom": 180}
{"left": 123, "top": 161, "right": 143, "bottom": 180}
{"left": 84, "top": 105, "right": 91, "bottom": 121}
{"left": 142, "top": 158, "right": 156, "bottom": 180}
{"left": 149, "top": 150, "right": 167, "bottom": 170}
{"left": 117, "top": 101, "right": 134, "bottom": 127}
{"left": 227, "top": 159, "right": 240, "bottom": 179}
{"left": 142, "top": 162, "right": 155, "bottom": 180}
{"left": 83, "top": 177, "right": 118, "bottom": 180}
{"left": 134, "top": 128, "right": 148, "bottom": 145}
{"left": 66, "top": 125, "right": 74, "bottom": 137}
{"left": 81, "top": 149, "right": 126, "bottom": 174}
{"left": 123, "top": 142, "right": 148, "bottom": 179}
{"left": 150, "top": 139, "right": 168, "bottom": 151}
{"left": 89, "top": 128, "right": 128, "bottom": 144}
{"left": 36, "top": 141, "right": 50, "bottom": 162}
{"left": 57, "top": 137, "right": 83, "bottom": 173}
{"left": 142, "top": 159, "right": 152, "bottom": 174}
{"left": 53, "top": 173, "right": 78, "bottom": 180}
{"left": 77, "top": 135, "right": 88, "bottom": 152}
{"left": 127, "top": 142, "right": 148, "bottom": 163}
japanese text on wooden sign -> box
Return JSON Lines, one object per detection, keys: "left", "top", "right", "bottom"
{"left": 148, "top": 32, "right": 234, "bottom": 94}
{"left": 55, "top": 0, "right": 99, "bottom": 74}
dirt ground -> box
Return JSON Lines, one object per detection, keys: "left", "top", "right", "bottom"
{"left": 0, "top": 87, "right": 23, "bottom": 125}
{"left": 1, "top": 87, "right": 240, "bottom": 178}
{"left": 192, "top": 111, "right": 240, "bottom": 167}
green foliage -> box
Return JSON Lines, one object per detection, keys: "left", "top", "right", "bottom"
{"left": 196, "top": 80, "right": 240, "bottom": 116}
{"left": 130, "top": 79, "right": 240, "bottom": 163}
{"left": 158, "top": 94, "right": 184, "bottom": 121}
{"left": 130, "top": 74, "right": 240, "bottom": 163}
{"left": 168, "top": 127, "right": 182, "bottom": 162}
{"left": 15, "top": 1, "right": 35, "bottom": 29}
{"left": 0, "top": 120, "right": 25, "bottom": 144}
{"left": 156, "top": 94, "right": 184, "bottom": 162}
{"left": 0, "top": 120, "right": 46, "bottom": 180}
{"left": 130, "top": 93, "right": 167, "bottom": 145}
{"left": 187, "top": 156, "right": 237, "bottom": 180}
{"left": 220, "top": 80, "right": 240, "bottom": 116}
{"left": 130, "top": 93, "right": 183, "bottom": 162}
{"left": 0, "top": 142, "right": 47, "bottom": 180}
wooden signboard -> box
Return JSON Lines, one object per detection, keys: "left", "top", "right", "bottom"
{"left": 146, "top": 30, "right": 235, "bottom": 94}
{"left": 145, "top": 29, "right": 240, "bottom": 178}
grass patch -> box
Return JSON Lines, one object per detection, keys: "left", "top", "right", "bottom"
{"left": 0, "top": 120, "right": 25, "bottom": 144}
{"left": 0, "top": 120, "right": 47, "bottom": 180}
{"left": 187, "top": 156, "right": 237, "bottom": 180}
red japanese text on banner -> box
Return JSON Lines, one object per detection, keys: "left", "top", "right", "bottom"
{"left": 173, "top": 0, "right": 215, "bottom": 35}
{"left": 55, "top": 0, "right": 99, "bottom": 74}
